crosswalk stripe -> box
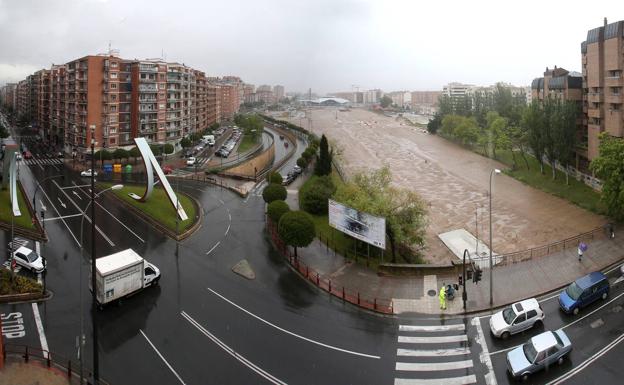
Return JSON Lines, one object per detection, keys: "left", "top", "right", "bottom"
{"left": 394, "top": 375, "right": 477, "bottom": 385}
{"left": 397, "top": 347, "right": 470, "bottom": 357}
{"left": 398, "top": 335, "right": 468, "bottom": 344}
{"left": 396, "top": 360, "right": 473, "bottom": 371}
{"left": 399, "top": 324, "right": 465, "bottom": 332}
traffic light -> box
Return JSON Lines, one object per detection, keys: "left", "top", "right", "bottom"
{"left": 473, "top": 268, "right": 483, "bottom": 284}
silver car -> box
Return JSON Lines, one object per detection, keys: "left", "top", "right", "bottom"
{"left": 506, "top": 330, "right": 572, "bottom": 381}
{"left": 490, "top": 298, "right": 544, "bottom": 339}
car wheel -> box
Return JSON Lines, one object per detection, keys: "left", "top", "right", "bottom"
{"left": 602, "top": 292, "right": 608, "bottom": 300}
{"left": 521, "top": 373, "right": 529, "bottom": 381}
{"left": 558, "top": 357, "right": 564, "bottom": 365}
{"left": 501, "top": 331, "right": 510, "bottom": 340}
{"left": 533, "top": 320, "right": 543, "bottom": 329}
{"left": 573, "top": 307, "right": 579, "bottom": 315}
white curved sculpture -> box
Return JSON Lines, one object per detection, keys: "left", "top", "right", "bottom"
{"left": 9, "top": 152, "right": 21, "bottom": 217}
{"left": 133, "top": 138, "right": 188, "bottom": 221}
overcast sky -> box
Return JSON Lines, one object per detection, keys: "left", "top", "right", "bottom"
{"left": 0, "top": 0, "right": 622, "bottom": 94}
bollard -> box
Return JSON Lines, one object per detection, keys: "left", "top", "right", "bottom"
{"left": 342, "top": 287, "right": 345, "bottom": 300}
{"left": 306, "top": 266, "right": 309, "bottom": 278}
{"left": 374, "top": 298, "right": 377, "bottom": 310}
{"left": 47, "top": 353, "right": 51, "bottom": 367}
{"left": 67, "top": 360, "right": 72, "bottom": 377}
{"left": 329, "top": 280, "right": 332, "bottom": 292}
{"left": 24, "top": 346, "right": 29, "bottom": 362}
{"left": 357, "top": 292, "right": 360, "bottom": 305}
{"left": 316, "top": 273, "right": 319, "bottom": 285}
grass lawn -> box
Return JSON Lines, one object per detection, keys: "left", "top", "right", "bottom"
{"left": 0, "top": 185, "right": 35, "bottom": 230}
{"left": 483, "top": 149, "right": 606, "bottom": 215}
{"left": 237, "top": 134, "right": 259, "bottom": 153}
{"left": 100, "top": 183, "right": 197, "bottom": 233}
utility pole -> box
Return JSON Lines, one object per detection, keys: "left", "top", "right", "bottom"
{"left": 90, "top": 125, "right": 99, "bottom": 384}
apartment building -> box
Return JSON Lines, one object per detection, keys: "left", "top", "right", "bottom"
{"left": 582, "top": 18, "right": 624, "bottom": 161}
{"left": 0, "top": 52, "right": 232, "bottom": 155}
{"left": 411, "top": 91, "right": 442, "bottom": 114}
{"left": 273, "top": 85, "right": 284, "bottom": 101}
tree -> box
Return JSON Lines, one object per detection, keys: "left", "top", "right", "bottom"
{"left": 380, "top": 96, "right": 392, "bottom": 108}
{"left": 543, "top": 99, "right": 558, "bottom": 179}
{"left": 553, "top": 101, "right": 579, "bottom": 184}
{"left": 454, "top": 116, "right": 479, "bottom": 146}
{"left": 440, "top": 114, "right": 463, "bottom": 138}
{"left": 484, "top": 111, "right": 508, "bottom": 159}
{"left": 278, "top": 211, "right": 316, "bottom": 257}
{"left": 590, "top": 133, "right": 624, "bottom": 220}
{"left": 163, "top": 143, "right": 174, "bottom": 155}
{"left": 180, "top": 137, "right": 192, "bottom": 149}
{"left": 333, "top": 166, "right": 427, "bottom": 262}
{"left": 113, "top": 148, "right": 128, "bottom": 162}
{"left": 314, "top": 134, "right": 332, "bottom": 176}
{"left": 150, "top": 144, "right": 163, "bottom": 156}
{"left": 262, "top": 183, "right": 287, "bottom": 203}
{"left": 129, "top": 146, "right": 141, "bottom": 163}
{"left": 296, "top": 157, "right": 308, "bottom": 169}
{"left": 266, "top": 172, "right": 283, "bottom": 184}
{"left": 267, "top": 200, "right": 290, "bottom": 224}
{"left": 299, "top": 176, "right": 336, "bottom": 214}
{"left": 427, "top": 113, "right": 442, "bottom": 134}
{"left": 523, "top": 101, "right": 546, "bottom": 174}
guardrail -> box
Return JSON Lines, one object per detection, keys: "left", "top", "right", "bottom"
{"left": 2, "top": 343, "right": 109, "bottom": 385}
{"left": 496, "top": 224, "right": 612, "bottom": 266}
{"left": 267, "top": 220, "right": 393, "bottom": 314}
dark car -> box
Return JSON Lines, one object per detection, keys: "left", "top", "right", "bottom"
{"left": 559, "top": 271, "right": 609, "bottom": 315}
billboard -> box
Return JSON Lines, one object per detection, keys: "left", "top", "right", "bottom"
{"left": 328, "top": 199, "right": 386, "bottom": 249}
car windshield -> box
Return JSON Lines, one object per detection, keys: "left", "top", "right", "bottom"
{"left": 523, "top": 342, "right": 538, "bottom": 363}
{"left": 502, "top": 307, "right": 516, "bottom": 324}
{"left": 26, "top": 251, "right": 38, "bottom": 263}
{"left": 566, "top": 282, "right": 583, "bottom": 300}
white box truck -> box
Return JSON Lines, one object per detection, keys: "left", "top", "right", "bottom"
{"left": 93, "top": 249, "right": 161, "bottom": 306}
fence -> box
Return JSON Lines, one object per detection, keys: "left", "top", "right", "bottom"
{"left": 496, "top": 224, "right": 611, "bottom": 266}
{"left": 267, "top": 220, "right": 393, "bottom": 314}
{"left": 2, "top": 343, "right": 110, "bottom": 385}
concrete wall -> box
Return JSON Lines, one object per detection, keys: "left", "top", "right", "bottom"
{"left": 225, "top": 142, "right": 275, "bottom": 178}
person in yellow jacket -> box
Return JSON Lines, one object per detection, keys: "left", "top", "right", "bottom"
{"left": 439, "top": 285, "right": 446, "bottom": 310}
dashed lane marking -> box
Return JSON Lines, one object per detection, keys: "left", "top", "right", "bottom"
{"left": 140, "top": 330, "right": 187, "bottom": 385}
{"left": 32, "top": 303, "right": 48, "bottom": 359}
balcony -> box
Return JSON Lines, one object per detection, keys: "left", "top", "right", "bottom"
{"left": 588, "top": 93, "right": 603, "bottom": 103}
{"left": 139, "top": 65, "right": 158, "bottom": 73}
{"left": 139, "top": 76, "right": 157, "bottom": 82}
{"left": 139, "top": 98, "right": 157, "bottom": 103}
{"left": 139, "top": 84, "right": 158, "bottom": 92}
{"left": 606, "top": 94, "right": 622, "bottom": 104}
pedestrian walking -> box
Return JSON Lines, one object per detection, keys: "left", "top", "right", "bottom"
{"left": 439, "top": 285, "right": 446, "bottom": 310}
{"left": 608, "top": 223, "right": 615, "bottom": 239}
{"left": 578, "top": 242, "right": 587, "bottom": 262}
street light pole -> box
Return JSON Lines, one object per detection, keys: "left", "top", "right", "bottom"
{"left": 489, "top": 168, "right": 501, "bottom": 307}
{"left": 462, "top": 249, "right": 469, "bottom": 312}
{"left": 90, "top": 127, "right": 99, "bottom": 384}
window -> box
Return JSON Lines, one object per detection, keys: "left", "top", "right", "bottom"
{"left": 111, "top": 62, "right": 118, "bottom": 68}
{"left": 110, "top": 105, "right": 117, "bottom": 112}
{"left": 526, "top": 310, "right": 537, "bottom": 319}
{"left": 159, "top": 83, "right": 165, "bottom": 89}
{"left": 159, "top": 93, "right": 165, "bottom": 99}
{"left": 110, "top": 83, "right": 117, "bottom": 89}
{"left": 111, "top": 94, "right": 117, "bottom": 101}
{"left": 110, "top": 72, "right": 118, "bottom": 79}
{"left": 546, "top": 346, "right": 559, "bottom": 357}
{"left": 513, "top": 313, "right": 527, "bottom": 325}
{"left": 159, "top": 103, "right": 165, "bottom": 110}
{"left": 159, "top": 74, "right": 165, "bottom": 81}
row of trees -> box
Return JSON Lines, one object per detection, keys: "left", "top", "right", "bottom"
{"left": 93, "top": 143, "right": 174, "bottom": 165}
{"left": 429, "top": 83, "right": 580, "bottom": 184}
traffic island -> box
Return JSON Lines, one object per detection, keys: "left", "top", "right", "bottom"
{"left": 0, "top": 269, "right": 45, "bottom": 303}
{"left": 101, "top": 183, "right": 201, "bottom": 241}
{"left": 0, "top": 181, "right": 45, "bottom": 241}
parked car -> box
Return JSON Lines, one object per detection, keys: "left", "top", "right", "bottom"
{"left": 490, "top": 298, "right": 544, "bottom": 339}
{"left": 57, "top": 151, "right": 64, "bottom": 158}
{"left": 162, "top": 165, "right": 173, "bottom": 174}
{"left": 506, "top": 330, "right": 572, "bottom": 381}
{"left": 23, "top": 151, "right": 32, "bottom": 159}
{"left": 15, "top": 153, "right": 22, "bottom": 161}
{"left": 80, "top": 169, "right": 97, "bottom": 177}
{"left": 292, "top": 165, "right": 302, "bottom": 175}
{"left": 559, "top": 271, "right": 609, "bottom": 315}
{"left": 12, "top": 246, "right": 45, "bottom": 273}
{"left": 186, "top": 157, "right": 196, "bottom": 166}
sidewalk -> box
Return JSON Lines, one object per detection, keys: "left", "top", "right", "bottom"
{"left": 296, "top": 232, "right": 624, "bottom": 315}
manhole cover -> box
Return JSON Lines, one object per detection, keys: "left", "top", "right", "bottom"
{"left": 427, "top": 290, "right": 437, "bottom": 297}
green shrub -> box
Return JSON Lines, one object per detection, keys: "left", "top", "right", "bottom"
{"left": 0, "top": 270, "right": 43, "bottom": 295}
{"left": 299, "top": 176, "right": 336, "bottom": 214}
{"left": 262, "top": 183, "right": 287, "bottom": 203}
{"left": 266, "top": 172, "right": 283, "bottom": 185}
{"left": 267, "top": 200, "right": 290, "bottom": 223}
{"left": 296, "top": 157, "right": 308, "bottom": 169}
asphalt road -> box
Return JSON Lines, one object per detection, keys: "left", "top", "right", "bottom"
{"left": 2, "top": 126, "right": 624, "bottom": 385}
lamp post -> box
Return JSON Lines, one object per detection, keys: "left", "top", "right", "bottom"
{"left": 462, "top": 249, "right": 469, "bottom": 312}
{"left": 78, "top": 183, "right": 123, "bottom": 384}
{"left": 489, "top": 168, "right": 501, "bottom": 307}
{"left": 89, "top": 124, "right": 99, "bottom": 384}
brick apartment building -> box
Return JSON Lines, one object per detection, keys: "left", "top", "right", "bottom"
{"left": 582, "top": 18, "right": 624, "bottom": 161}
{"left": 0, "top": 53, "right": 238, "bottom": 155}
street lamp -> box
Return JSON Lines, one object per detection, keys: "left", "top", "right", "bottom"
{"left": 33, "top": 174, "right": 63, "bottom": 221}
{"left": 489, "top": 168, "right": 501, "bottom": 307}
{"left": 78, "top": 183, "right": 122, "bottom": 384}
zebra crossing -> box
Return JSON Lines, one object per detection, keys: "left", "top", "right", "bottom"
{"left": 394, "top": 321, "right": 478, "bottom": 385}
{"left": 20, "top": 158, "right": 64, "bottom": 166}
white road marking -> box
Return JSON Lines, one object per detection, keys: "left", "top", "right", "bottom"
{"left": 37, "top": 182, "right": 81, "bottom": 246}
{"left": 394, "top": 375, "right": 477, "bottom": 385}
{"left": 139, "top": 330, "right": 187, "bottom": 385}
{"left": 614, "top": 276, "right": 624, "bottom": 285}
{"left": 398, "top": 335, "right": 467, "bottom": 344}
{"left": 60, "top": 184, "right": 91, "bottom": 189}
{"left": 72, "top": 190, "right": 82, "bottom": 200}
{"left": 547, "top": 330, "right": 624, "bottom": 384}
{"left": 95, "top": 201, "right": 145, "bottom": 243}
{"left": 207, "top": 287, "right": 380, "bottom": 359}
{"left": 57, "top": 198, "right": 66, "bottom": 208}
{"left": 206, "top": 242, "right": 220, "bottom": 255}
{"left": 43, "top": 213, "right": 83, "bottom": 221}
{"left": 219, "top": 199, "right": 224, "bottom": 205}
{"left": 225, "top": 224, "right": 230, "bottom": 236}
{"left": 181, "top": 311, "right": 288, "bottom": 385}
{"left": 228, "top": 212, "right": 231, "bottom": 221}
{"left": 396, "top": 360, "right": 473, "bottom": 371}
{"left": 471, "top": 317, "right": 498, "bottom": 385}
{"left": 399, "top": 324, "right": 465, "bottom": 332}
{"left": 397, "top": 347, "right": 470, "bottom": 357}
{"left": 31, "top": 303, "right": 48, "bottom": 359}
